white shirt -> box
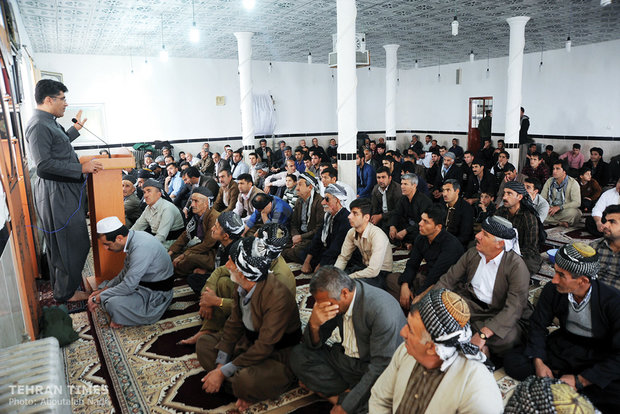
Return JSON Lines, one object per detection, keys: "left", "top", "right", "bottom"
{"left": 342, "top": 289, "right": 360, "bottom": 359}
{"left": 470, "top": 250, "right": 505, "bottom": 305}
{"left": 592, "top": 187, "right": 620, "bottom": 218}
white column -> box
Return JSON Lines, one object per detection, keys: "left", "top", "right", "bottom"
{"left": 234, "top": 32, "right": 255, "bottom": 152}
{"left": 504, "top": 16, "right": 530, "bottom": 164}
{"left": 336, "top": 0, "right": 358, "bottom": 192}
{"left": 383, "top": 44, "right": 399, "bottom": 152}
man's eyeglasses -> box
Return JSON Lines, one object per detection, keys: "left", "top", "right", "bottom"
{"left": 52, "top": 96, "right": 67, "bottom": 102}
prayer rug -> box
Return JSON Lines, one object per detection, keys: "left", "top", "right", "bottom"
{"left": 62, "top": 311, "right": 115, "bottom": 413}
{"left": 89, "top": 282, "right": 316, "bottom": 413}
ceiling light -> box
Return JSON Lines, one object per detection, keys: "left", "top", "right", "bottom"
{"left": 601, "top": 0, "right": 612, "bottom": 6}
{"left": 451, "top": 16, "right": 458, "bottom": 36}
{"left": 268, "top": 62, "right": 272, "bottom": 73}
{"left": 308, "top": 52, "right": 312, "bottom": 64}
{"left": 189, "top": 0, "right": 199, "bottom": 43}
{"left": 565, "top": 36, "right": 571, "bottom": 52}
{"left": 470, "top": 50, "right": 474, "bottom": 62}
{"left": 414, "top": 59, "right": 419, "bottom": 69}
{"left": 243, "top": 0, "right": 255, "bottom": 10}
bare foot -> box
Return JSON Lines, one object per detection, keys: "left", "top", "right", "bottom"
{"left": 68, "top": 291, "right": 90, "bottom": 302}
{"left": 560, "top": 221, "right": 570, "bottom": 228}
{"left": 178, "top": 330, "right": 207, "bottom": 345}
{"left": 235, "top": 398, "right": 251, "bottom": 412}
{"left": 109, "top": 321, "right": 123, "bottom": 329}
{"left": 298, "top": 381, "right": 309, "bottom": 391}
{"left": 327, "top": 395, "right": 339, "bottom": 405}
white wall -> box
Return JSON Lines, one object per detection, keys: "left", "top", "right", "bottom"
{"left": 32, "top": 38, "right": 619, "bottom": 152}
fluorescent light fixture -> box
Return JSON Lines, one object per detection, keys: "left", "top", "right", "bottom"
{"left": 451, "top": 16, "right": 458, "bottom": 36}
{"left": 601, "top": 0, "right": 612, "bottom": 6}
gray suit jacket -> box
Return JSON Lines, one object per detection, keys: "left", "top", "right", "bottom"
{"left": 435, "top": 247, "right": 532, "bottom": 339}
{"left": 303, "top": 281, "right": 405, "bottom": 413}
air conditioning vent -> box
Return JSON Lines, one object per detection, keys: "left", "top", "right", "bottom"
{"left": 328, "top": 51, "right": 370, "bottom": 68}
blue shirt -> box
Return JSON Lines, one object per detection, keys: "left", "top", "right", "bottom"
{"left": 245, "top": 195, "right": 293, "bottom": 228}
{"left": 167, "top": 171, "right": 184, "bottom": 198}
{"left": 357, "top": 163, "right": 376, "bottom": 198}
{"left": 295, "top": 160, "right": 306, "bottom": 173}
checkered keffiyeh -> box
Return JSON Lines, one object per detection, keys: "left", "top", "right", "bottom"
{"left": 299, "top": 171, "right": 319, "bottom": 189}
{"left": 556, "top": 242, "right": 600, "bottom": 280}
{"left": 413, "top": 289, "right": 489, "bottom": 371}
{"left": 482, "top": 215, "right": 516, "bottom": 240}
{"left": 229, "top": 237, "right": 272, "bottom": 282}
{"left": 504, "top": 376, "right": 595, "bottom": 414}
{"left": 255, "top": 223, "right": 290, "bottom": 260}
{"left": 217, "top": 211, "right": 244, "bottom": 238}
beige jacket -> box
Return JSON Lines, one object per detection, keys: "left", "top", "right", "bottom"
{"left": 370, "top": 343, "right": 503, "bottom": 414}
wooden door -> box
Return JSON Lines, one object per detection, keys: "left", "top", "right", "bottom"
{"left": 468, "top": 97, "right": 493, "bottom": 155}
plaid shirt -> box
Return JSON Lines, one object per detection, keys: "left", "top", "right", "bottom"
{"left": 591, "top": 238, "right": 620, "bottom": 290}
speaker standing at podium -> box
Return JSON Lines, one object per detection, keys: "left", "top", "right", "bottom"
{"left": 25, "top": 79, "right": 103, "bottom": 302}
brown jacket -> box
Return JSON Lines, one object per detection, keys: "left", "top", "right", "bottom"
{"left": 216, "top": 273, "right": 301, "bottom": 368}
{"left": 213, "top": 180, "right": 239, "bottom": 213}
{"left": 168, "top": 206, "right": 220, "bottom": 269}
{"left": 435, "top": 247, "right": 531, "bottom": 339}
{"left": 290, "top": 192, "right": 324, "bottom": 241}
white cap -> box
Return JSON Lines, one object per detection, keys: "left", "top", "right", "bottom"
{"left": 97, "top": 216, "right": 123, "bottom": 234}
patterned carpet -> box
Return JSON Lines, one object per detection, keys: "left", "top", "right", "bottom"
{"left": 58, "top": 222, "right": 599, "bottom": 413}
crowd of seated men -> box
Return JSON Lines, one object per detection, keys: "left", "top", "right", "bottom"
{"left": 109, "top": 136, "right": 619, "bottom": 413}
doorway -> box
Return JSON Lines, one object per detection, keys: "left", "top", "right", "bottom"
{"left": 468, "top": 97, "right": 493, "bottom": 155}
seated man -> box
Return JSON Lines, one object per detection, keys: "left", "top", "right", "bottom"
{"left": 503, "top": 242, "right": 620, "bottom": 413}
{"left": 387, "top": 206, "right": 464, "bottom": 309}
{"left": 290, "top": 266, "right": 406, "bottom": 414}
{"left": 181, "top": 223, "right": 296, "bottom": 345}
{"left": 196, "top": 236, "right": 301, "bottom": 412}
{"left": 390, "top": 173, "right": 433, "bottom": 246}
{"left": 164, "top": 162, "right": 185, "bottom": 200}
{"left": 229, "top": 149, "right": 250, "bottom": 180}
{"left": 473, "top": 190, "right": 496, "bottom": 228}
{"left": 186, "top": 211, "right": 244, "bottom": 296}
{"left": 282, "top": 172, "right": 324, "bottom": 264}
{"left": 432, "top": 151, "right": 461, "bottom": 201}
{"left": 464, "top": 158, "right": 497, "bottom": 206}
{"left": 335, "top": 198, "right": 393, "bottom": 289}
{"left": 357, "top": 150, "right": 376, "bottom": 199}
{"left": 525, "top": 177, "right": 550, "bottom": 223}
{"left": 168, "top": 187, "right": 220, "bottom": 276}
{"left": 181, "top": 166, "right": 219, "bottom": 207}
{"left": 318, "top": 166, "right": 355, "bottom": 209}
{"left": 264, "top": 159, "right": 299, "bottom": 195}
{"left": 522, "top": 151, "right": 550, "bottom": 185}
{"left": 370, "top": 166, "right": 402, "bottom": 235}
{"left": 591, "top": 205, "right": 620, "bottom": 290}
{"left": 213, "top": 168, "right": 239, "bottom": 213}
{"left": 542, "top": 159, "right": 582, "bottom": 227}
{"left": 495, "top": 162, "right": 526, "bottom": 207}
{"left": 301, "top": 183, "right": 351, "bottom": 274}
{"left": 381, "top": 155, "right": 401, "bottom": 184}
{"left": 233, "top": 173, "right": 264, "bottom": 228}
{"left": 586, "top": 178, "right": 620, "bottom": 237}
{"left": 504, "top": 376, "right": 596, "bottom": 413}
{"left": 88, "top": 217, "right": 174, "bottom": 327}
{"left": 370, "top": 289, "right": 502, "bottom": 414}
{"left": 433, "top": 216, "right": 532, "bottom": 358}
{"left": 282, "top": 173, "right": 298, "bottom": 208}
{"left": 131, "top": 179, "right": 185, "bottom": 248}
{"left": 442, "top": 179, "right": 474, "bottom": 247}
{"left": 496, "top": 181, "right": 544, "bottom": 275}
{"left": 122, "top": 175, "right": 141, "bottom": 228}
{"left": 242, "top": 193, "right": 293, "bottom": 236}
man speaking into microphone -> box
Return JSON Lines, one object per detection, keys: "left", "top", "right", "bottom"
{"left": 26, "top": 79, "right": 103, "bottom": 302}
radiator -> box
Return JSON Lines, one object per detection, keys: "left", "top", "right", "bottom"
{"left": 0, "top": 337, "right": 71, "bottom": 413}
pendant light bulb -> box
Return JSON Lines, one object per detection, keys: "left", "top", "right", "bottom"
{"left": 308, "top": 52, "right": 312, "bottom": 64}
{"left": 414, "top": 59, "right": 419, "bottom": 69}
{"left": 160, "top": 45, "right": 168, "bottom": 62}
{"left": 268, "top": 62, "right": 272, "bottom": 73}
{"left": 469, "top": 50, "right": 474, "bottom": 62}
{"left": 190, "top": 22, "right": 200, "bottom": 43}
{"left": 243, "top": 0, "right": 256, "bottom": 10}
{"left": 451, "top": 16, "right": 459, "bottom": 36}
{"left": 565, "top": 36, "right": 571, "bottom": 52}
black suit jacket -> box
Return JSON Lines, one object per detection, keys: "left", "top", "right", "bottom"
{"left": 306, "top": 207, "right": 350, "bottom": 267}
{"left": 526, "top": 281, "right": 620, "bottom": 390}
{"left": 443, "top": 197, "right": 474, "bottom": 246}
{"left": 434, "top": 164, "right": 462, "bottom": 189}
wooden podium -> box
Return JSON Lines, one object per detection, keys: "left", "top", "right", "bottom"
{"left": 80, "top": 152, "right": 135, "bottom": 285}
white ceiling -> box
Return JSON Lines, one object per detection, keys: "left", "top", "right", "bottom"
{"left": 14, "top": 0, "right": 620, "bottom": 69}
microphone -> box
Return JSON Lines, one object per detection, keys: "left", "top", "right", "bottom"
{"left": 71, "top": 118, "right": 111, "bottom": 158}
